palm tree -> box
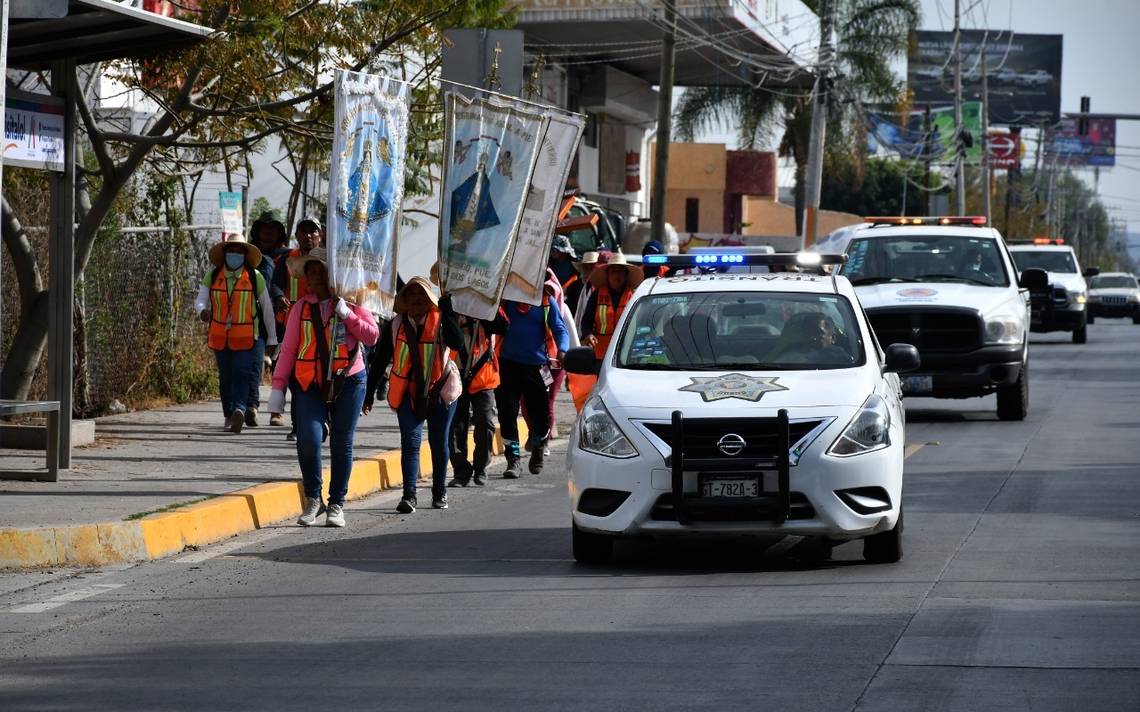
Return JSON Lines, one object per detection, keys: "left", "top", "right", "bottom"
{"left": 672, "top": 0, "right": 920, "bottom": 231}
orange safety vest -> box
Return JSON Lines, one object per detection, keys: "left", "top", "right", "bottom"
{"left": 592, "top": 287, "right": 631, "bottom": 358}
{"left": 276, "top": 249, "right": 311, "bottom": 325}
{"left": 388, "top": 310, "right": 445, "bottom": 410}
{"left": 207, "top": 267, "right": 256, "bottom": 352}
{"left": 452, "top": 321, "right": 500, "bottom": 394}
{"left": 292, "top": 300, "right": 352, "bottom": 392}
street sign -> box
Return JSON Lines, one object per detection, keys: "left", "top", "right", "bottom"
{"left": 988, "top": 130, "right": 1021, "bottom": 169}
{"left": 2, "top": 92, "right": 65, "bottom": 172}
{"left": 11, "top": 0, "right": 67, "bottom": 18}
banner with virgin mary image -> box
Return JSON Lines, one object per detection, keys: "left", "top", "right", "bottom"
{"left": 501, "top": 111, "right": 585, "bottom": 305}
{"left": 326, "top": 70, "right": 409, "bottom": 318}
{"left": 439, "top": 92, "right": 547, "bottom": 320}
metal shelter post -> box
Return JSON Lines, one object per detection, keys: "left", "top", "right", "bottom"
{"left": 48, "top": 57, "right": 75, "bottom": 472}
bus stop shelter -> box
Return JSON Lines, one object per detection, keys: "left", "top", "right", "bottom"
{"left": 1, "top": 0, "right": 213, "bottom": 480}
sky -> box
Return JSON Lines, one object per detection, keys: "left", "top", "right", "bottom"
{"left": 695, "top": 0, "right": 1140, "bottom": 236}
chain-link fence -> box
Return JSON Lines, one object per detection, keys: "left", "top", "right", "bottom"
{"left": 2, "top": 224, "right": 224, "bottom": 416}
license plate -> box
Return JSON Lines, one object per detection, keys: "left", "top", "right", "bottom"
{"left": 901, "top": 375, "right": 933, "bottom": 395}
{"left": 700, "top": 475, "right": 760, "bottom": 498}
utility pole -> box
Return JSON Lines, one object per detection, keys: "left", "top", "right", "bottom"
{"left": 953, "top": 0, "right": 965, "bottom": 214}
{"left": 650, "top": 2, "right": 676, "bottom": 245}
{"left": 801, "top": 0, "right": 834, "bottom": 248}
{"left": 981, "top": 45, "right": 991, "bottom": 222}
{"left": 924, "top": 105, "right": 934, "bottom": 215}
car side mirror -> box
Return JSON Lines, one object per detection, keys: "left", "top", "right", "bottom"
{"left": 563, "top": 346, "right": 600, "bottom": 375}
{"left": 883, "top": 343, "right": 920, "bottom": 374}
{"left": 1083, "top": 267, "right": 1100, "bottom": 278}
{"left": 1019, "top": 268, "right": 1049, "bottom": 291}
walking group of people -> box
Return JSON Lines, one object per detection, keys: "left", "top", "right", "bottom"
{"left": 203, "top": 218, "right": 648, "bottom": 529}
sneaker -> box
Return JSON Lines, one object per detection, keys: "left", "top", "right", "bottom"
{"left": 396, "top": 496, "right": 417, "bottom": 514}
{"left": 297, "top": 496, "right": 325, "bottom": 526}
{"left": 432, "top": 493, "right": 448, "bottom": 509}
{"left": 543, "top": 445, "right": 551, "bottom": 458}
{"left": 325, "top": 503, "right": 345, "bottom": 528}
{"left": 245, "top": 408, "right": 259, "bottom": 427}
{"left": 503, "top": 456, "right": 521, "bottom": 479}
{"left": 269, "top": 413, "right": 286, "bottom": 427}
{"left": 286, "top": 430, "right": 296, "bottom": 442}
{"left": 472, "top": 472, "right": 487, "bottom": 486}
{"left": 448, "top": 477, "right": 470, "bottom": 487}
{"left": 529, "top": 446, "right": 545, "bottom": 475}
{"left": 228, "top": 410, "right": 245, "bottom": 434}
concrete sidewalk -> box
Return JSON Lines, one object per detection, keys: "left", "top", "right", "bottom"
{"left": 0, "top": 388, "right": 575, "bottom": 569}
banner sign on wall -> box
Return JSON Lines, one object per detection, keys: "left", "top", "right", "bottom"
{"left": 501, "top": 111, "right": 585, "bottom": 305}
{"left": 327, "top": 70, "right": 409, "bottom": 319}
{"left": 218, "top": 191, "right": 244, "bottom": 239}
{"left": 866, "top": 102, "right": 983, "bottom": 164}
{"left": 438, "top": 92, "right": 547, "bottom": 320}
{"left": 2, "top": 94, "right": 65, "bottom": 172}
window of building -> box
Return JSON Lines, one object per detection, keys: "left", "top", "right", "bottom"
{"left": 685, "top": 198, "right": 700, "bottom": 233}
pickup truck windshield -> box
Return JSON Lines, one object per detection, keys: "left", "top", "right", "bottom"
{"left": 842, "top": 234, "right": 1010, "bottom": 287}
{"left": 616, "top": 291, "right": 865, "bottom": 371}
{"left": 1010, "top": 250, "right": 1077, "bottom": 274}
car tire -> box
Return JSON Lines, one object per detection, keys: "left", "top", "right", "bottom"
{"left": 572, "top": 522, "right": 614, "bottom": 564}
{"left": 1072, "top": 324, "right": 1088, "bottom": 344}
{"left": 996, "top": 362, "right": 1029, "bottom": 421}
{"left": 1132, "top": 313, "right": 1140, "bottom": 325}
{"left": 863, "top": 510, "right": 903, "bottom": 564}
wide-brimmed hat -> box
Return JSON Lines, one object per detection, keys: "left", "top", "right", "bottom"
{"left": 209, "top": 234, "right": 263, "bottom": 269}
{"left": 286, "top": 246, "right": 329, "bottom": 276}
{"left": 588, "top": 251, "right": 644, "bottom": 289}
{"left": 550, "top": 235, "right": 578, "bottom": 260}
{"left": 249, "top": 211, "right": 286, "bottom": 245}
{"left": 393, "top": 276, "right": 440, "bottom": 313}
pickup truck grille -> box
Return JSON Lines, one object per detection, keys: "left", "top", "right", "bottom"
{"left": 867, "top": 308, "right": 983, "bottom": 353}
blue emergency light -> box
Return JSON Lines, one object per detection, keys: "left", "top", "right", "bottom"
{"left": 643, "top": 252, "right": 846, "bottom": 271}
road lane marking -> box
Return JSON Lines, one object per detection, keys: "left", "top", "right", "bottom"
{"left": 8, "top": 583, "right": 124, "bottom": 613}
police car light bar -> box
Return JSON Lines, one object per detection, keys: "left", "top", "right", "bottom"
{"left": 643, "top": 252, "right": 847, "bottom": 268}
{"left": 1033, "top": 237, "right": 1065, "bottom": 245}
{"left": 864, "top": 215, "right": 987, "bottom": 226}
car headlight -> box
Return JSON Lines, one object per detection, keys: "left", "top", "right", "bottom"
{"left": 1088, "top": 293, "right": 1101, "bottom": 303}
{"left": 578, "top": 396, "right": 638, "bottom": 458}
{"left": 1069, "top": 290, "right": 1087, "bottom": 305}
{"left": 983, "top": 311, "right": 1025, "bottom": 345}
{"left": 1130, "top": 294, "right": 1140, "bottom": 303}
{"left": 827, "top": 394, "right": 891, "bottom": 457}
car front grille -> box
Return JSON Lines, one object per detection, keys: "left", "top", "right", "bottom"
{"left": 1101, "top": 295, "right": 1128, "bottom": 306}
{"left": 643, "top": 418, "right": 826, "bottom": 462}
{"left": 867, "top": 308, "right": 982, "bottom": 353}
{"left": 650, "top": 492, "right": 816, "bottom": 522}
{"left": 1052, "top": 286, "right": 1069, "bottom": 307}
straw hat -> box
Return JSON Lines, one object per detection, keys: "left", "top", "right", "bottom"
{"left": 287, "top": 245, "right": 329, "bottom": 276}
{"left": 588, "top": 251, "right": 644, "bottom": 289}
{"left": 208, "top": 233, "right": 262, "bottom": 269}
{"left": 573, "top": 250, "right": 600, "bottom": 270}
{"left": 393, "top": 276, "right": 440, "bottom": 313}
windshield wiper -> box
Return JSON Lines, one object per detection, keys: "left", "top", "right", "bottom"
{"left": 911, "top": 273, "right": 997, "bottom": 286}
{"left": 849, "top": 276, "right": 908, "bottom": 286}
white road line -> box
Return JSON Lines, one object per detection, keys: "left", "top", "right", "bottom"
{"left": 176, "top": 526, "right": 304, "bottom": 564}
{"left": 8, "top": 583, "right": 125, "bottom": 613}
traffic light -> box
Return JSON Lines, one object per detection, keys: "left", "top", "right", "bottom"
{"left": 1078, "top": 96, "right": 1090, "bottom": 136}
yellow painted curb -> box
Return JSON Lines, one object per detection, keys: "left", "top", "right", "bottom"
{"left": 1, "top": 418, "right": 531, "bottom": 569}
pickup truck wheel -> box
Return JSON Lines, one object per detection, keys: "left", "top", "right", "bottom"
{"left": 996, "top": 363, "right": 1029, "bottom": 421}
{"left": 572, "top": 523, "right": 614, "bottom": 564}
{"left": 1072, "top": 324, "right": 1088, "bottom": 344}
{"left": 863, "top": 510, "right": 903, "bottom": 564}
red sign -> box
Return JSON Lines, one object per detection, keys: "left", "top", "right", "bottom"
{"left": 988, "top": 129, "right": 1021, "bottom": 169}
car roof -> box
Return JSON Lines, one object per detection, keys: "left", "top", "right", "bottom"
{"left": 642, "top": 271, "right": 857, "bottom": 299}
{"left": 848, "top": 225, "right": 1003, "bottom": 240}
{"left": 1093, "top": 272, "right": 1134, "bottom": 278}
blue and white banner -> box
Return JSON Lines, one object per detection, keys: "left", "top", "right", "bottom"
{"left": 218, "top": 191, "right": 243, "bottom": 240}
{"left": 439, "top": 92, "right": 547, "bottom": 320}
{"left": 327, "top": 70, "right": 409, "bottom": 318}
{"left": 501, "top": 111, "right": 585, "bottom": 305}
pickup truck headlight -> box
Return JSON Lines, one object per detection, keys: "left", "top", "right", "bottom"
{"left": 578, "top": 397, "right": 638, "bottom": 458}
{"left": 1068, "top": 290, "right": 1087, "bottom": 305}
{"left": 983, "top": 311, "right": 1025, "bottom": 345}
{"left": 827, "top": 395, "right": 891, "bottom": 457}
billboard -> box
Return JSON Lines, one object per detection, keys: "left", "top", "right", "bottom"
{"left": 866, "top": 102, "right": 983, "bottom": 164}
{"left": 908, "top": 30, "right": 1062, "bottom": 125}
{"left": 1048, "top": 116, "right": 1116, "bottom": 167}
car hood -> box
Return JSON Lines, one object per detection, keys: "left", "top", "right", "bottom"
{"left": 1042, "top": 272, "right": 1086, "bottom": 292}
{"left": 598, "top": 366, "right": 878, "bottom": 415}
{"left": 855, "top": 282, "right": 1012, "bottom": 314}
{"left": 1090, "top": 288, "right": 1136, "bottom": 297}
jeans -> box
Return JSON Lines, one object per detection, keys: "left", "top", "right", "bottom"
{"left": 215, "top": 346, "right": 257, "bottom": 417}
{"left": 247, "top": 338, "right": 266, "bottom": 411}
{"left": 395, "top": 396, "right": 457, "bottom": 499}
{"left": 496, "top": 358, "right": 550, "bottom": 458}
{"left": 293, "top": 371, "right": 366, "bottom": 507}
{"left": 449, "top": 389, "right": 497, "bottom": 479}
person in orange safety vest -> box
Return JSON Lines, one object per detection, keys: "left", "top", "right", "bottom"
{"left": 447, "top": 306, "right": 509, "bottom": 487}
{"left": 271, "top": 215, "right": 323, "bottom": 433}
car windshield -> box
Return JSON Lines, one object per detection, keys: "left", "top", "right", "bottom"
{"left": 1010, "top": 250, "right": 1077, "bottom": 273}
{"left": 1090, "top": 275, "right": 1138, "bottom": 289}
{"left": 841, "top": 234, "right": 1009, "bottom": 287}
{"left": 616, "top": 291, "right": 865, "bottom": 371}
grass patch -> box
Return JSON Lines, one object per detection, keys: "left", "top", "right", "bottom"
{"left": 124, "top": 494, "right": 218, "bottom": 521}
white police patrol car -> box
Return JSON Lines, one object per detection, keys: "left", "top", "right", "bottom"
{"left": 836, "top": 217, "right": 1033, "bottom": 420}
{"left": 563, "top": 253, "right": 919, "bottom": 565}
{"left": 1008, "top": 239, "right": 1094, "bottom": 342}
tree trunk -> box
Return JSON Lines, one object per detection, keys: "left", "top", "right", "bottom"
{"left": 0, "top": 196, "right": 49, "bottom": 400}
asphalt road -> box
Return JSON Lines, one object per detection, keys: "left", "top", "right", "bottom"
{"left": 2, "top": 322, "right": 1139, "bottom": 711}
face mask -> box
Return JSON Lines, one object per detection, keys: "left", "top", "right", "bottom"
{"left": 225, "top": 253, "right": 245, "bottom": 270}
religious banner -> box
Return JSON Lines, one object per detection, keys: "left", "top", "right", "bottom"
{"left": 501, "top": 111, "right": 585, "bottom": 304}
{"left": 327, "top": 70, "right": 408, "bottom": 318}
{"left": 218, "top": 191, "right": 243, "bottom": 240}
{"left": 439, "top": 92, "right": 547, "bottom": 320}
